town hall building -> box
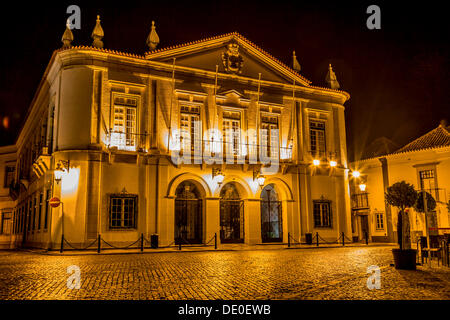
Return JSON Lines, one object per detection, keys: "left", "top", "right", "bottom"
{"left": 0, "top": 17, "right": 352, "bottom": 249}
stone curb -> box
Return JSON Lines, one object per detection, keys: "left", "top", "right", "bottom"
{"left": 14, "top": 243, "right": 398, "bottom": 256}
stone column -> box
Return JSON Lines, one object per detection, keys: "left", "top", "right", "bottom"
{"left": 205, "top": 197, "right": 220, "bottom": 245}
{"left": 245, "top": 199, "right": 261, "bottom": 244}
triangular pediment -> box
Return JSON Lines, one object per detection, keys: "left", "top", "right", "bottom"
{"left": 145, "top": 32, "right": 311, "bottom": 86}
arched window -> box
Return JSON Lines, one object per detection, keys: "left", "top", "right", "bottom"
{"left": 175, "top": 181, "right": 203, "bottom": 244}
{"left": 260, "top": 184, "right": 282, "bottom": 242}
{"left": 220, "top": 183, "right": 244, "bottom": 243}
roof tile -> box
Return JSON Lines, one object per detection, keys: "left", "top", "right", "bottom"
{"left": 394, "top": 125, "right": 450, "bottom": 154}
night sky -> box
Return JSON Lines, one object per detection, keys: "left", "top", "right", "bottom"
{"left": 0, "top": 1, "right": 448, "bottom": 162}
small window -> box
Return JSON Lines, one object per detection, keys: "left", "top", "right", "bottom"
{"left": 419, "top": 169, "right": 437, "bottom": 200}
{"left": 110, "top": 95, "right": 138, "bottom": 151}
{"left": 313, "top": 200, "right": 332, "bottom": 228}
{"left": 375, "top": 212, "right": 384, "bottom": 230}
{"left": 180, "top": 105, "right": 201, "bottom": 153}
{"left": 261, "top": 115, "right": 279, "bottom": 158}
{"left": 223, "top": 111, "right": 241, "bottom": 156}
{"left": 309, "top": 120, "right": 326, "bottom": 157}
{"left": 1, "top": 212, "right": 12, "bottom": 235}
{"left": 4, "top": 165, "right": 15, "bottom": 188}
{"left": 109, "top": 195, "right": 137, "bottom": 229}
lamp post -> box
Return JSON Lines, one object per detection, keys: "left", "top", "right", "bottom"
{"left": 422, "top": 190, "right": 431, "bottom": 267}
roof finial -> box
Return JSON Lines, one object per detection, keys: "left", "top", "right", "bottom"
{"left": 91, "top": 15, "right": 104, "bottom": 48}
{"left": 61, "top": 19, "right": 74, "bottom": 49}
{"left": 146, "top": 20, "right": 160, "bottom": 51}
{"left": 292, "top": 50, "right": 301, "bottom": 72}
{"left": 325, "top": 63, "right": 340, "bottom": 90}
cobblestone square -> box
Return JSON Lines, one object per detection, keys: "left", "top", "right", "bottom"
{"left": 0, "top": 246, "right": 449, "bottom": 300}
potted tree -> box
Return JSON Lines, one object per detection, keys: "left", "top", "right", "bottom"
{"left": 385, "top": 181, "right": 418, "bottom": 270}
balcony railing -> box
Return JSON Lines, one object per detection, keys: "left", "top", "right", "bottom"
{"left": 169, "top": 137, "right": 293, "bottom": 163}
{"left": 105, "top": 131, "right": 147, "bottom": 152}
{"left": 103, "top": 131, "right": 294, "bottom": 162}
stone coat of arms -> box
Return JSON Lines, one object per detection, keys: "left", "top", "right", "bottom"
{"left": 222, "top": 43, "right": 244, "bottom": 74}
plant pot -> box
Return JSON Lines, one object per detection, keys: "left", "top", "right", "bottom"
{"left": 392, "top": 249, "right": 417, "bottom": 270}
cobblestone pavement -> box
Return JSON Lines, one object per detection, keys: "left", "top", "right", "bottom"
{"left": 0, "top": 246, "right": 449, "bottom": 300}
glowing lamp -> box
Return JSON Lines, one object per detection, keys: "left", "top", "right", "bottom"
{"left": 359, "top": 183, "right": 367, "bottom": 192}
{"left": 212, "top": 168, "right": 224, "bottom": 186}
{"left": 54, "top": 168, "right": 64, "bottom": 183}
{"left": 313, "top": 159, "right": 320, "bottom": 166}
{"left": 329, "top": 160, "right": 337, "bottom": 167}
{"left": 257, "top": 175, "right": 265, "bottom": 188}
{"left": 215, "top": 173, "right": 224, "bottom": 185}
{"left": 352, "top": 170, "right": 361, "bottom": 178}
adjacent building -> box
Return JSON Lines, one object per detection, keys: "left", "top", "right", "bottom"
{"left": 350, "top": 123, "right": 450, "bottom": 243}
{"left": 0, "top": 18, "right": 353, "bottom": 250}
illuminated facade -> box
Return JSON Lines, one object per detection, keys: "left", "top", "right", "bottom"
{"left": 350, "top": 123, "right": 450, "bottom": 243}
{"left": 0, "top": 20, "right": 353, "bottom": 249}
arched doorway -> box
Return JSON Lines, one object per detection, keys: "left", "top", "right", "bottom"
{"left": 175, "top": 181, "right": 203, "bottom": 244}
{"left": 220, "top": 183, "right": 244, "bottom": 243}
{"left": 260, "top": 184, "right": 282, "bottom": 242}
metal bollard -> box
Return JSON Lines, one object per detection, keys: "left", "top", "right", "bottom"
{"left": 140, "top": 233, "right": 144, "bottom": 252}
{"left": 60, "top": 234, "right": 64, "bottom": 253}
{"left": 365, "top": 231, "right": 369, "bottom": 245}
{"left": 178, "top": 237, "right": 181, "bottom": 251}
{"left": 342, "top": 232, "right": 345, "bottom": 246}
{"left": 288, "top": 232, "right": 291, "bottom": 248}
{"left": 214, "top": 233, "right": 217, "bottom": 250}
{"left": 97, "top": 234, "right": 101, "bottom": 253}
{"left": 316, "top": 232, "right": 319, "bottom": 247}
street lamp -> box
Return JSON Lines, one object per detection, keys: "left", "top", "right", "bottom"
{"left": 352, "top": 170, "right": 360, "bottom": 178}
{"left": 212, "top": 168, "right": 224, "bottom": 186}
{"left": 257, "top": 175, "right": 265, "bottom": 189}
{"left": 329, "top": 160, "right": 337, "bottom": 167}
{"left": 313, "top": 159, "right": 320, "bottom": 166}
{"left": 54, "top": 160, "right": 70, "bottom": 184}
{"left": 359, "top": 183, "right": 366, "bottom": 192}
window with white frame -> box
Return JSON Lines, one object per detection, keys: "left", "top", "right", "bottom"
{"left": 111, "top": 96, "right": 138, "bottom": 151}
{"left": 180, "top": 105, "right": 201, "bottom": 154}
{"left": 261, "top": 115, "right": 279, "bottom": 158}
{"left": 313, "top": 200, "right": 332, "bottom": 228}
{"left": 419, "top": 169, "right": 437, "bottom": 200}
{"left": 109, "top": 194, "right": 137, "bottom": 229}
{"left": 309, "top": 120, "right": 326, "bottom": 157}
{"left": 375, "top": 212, "right": 384, "bottom": 230}
{"left": 223, "top": 110, "right": 241, "bottom": 156}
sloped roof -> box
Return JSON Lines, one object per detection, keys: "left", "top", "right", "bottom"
{"left": 394, "top": 124, "right": 450, "bottom": 154}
